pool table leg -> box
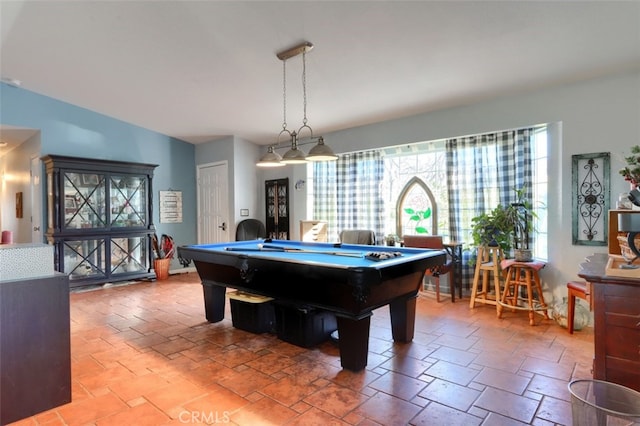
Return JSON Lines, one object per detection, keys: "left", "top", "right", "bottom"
{"left": 389, "top": 294, "right": 417, "bottom": 342}
{"left": 336, "top": 315, "right": 371, "bottom": 371}
{"left": 202, "top": 281, "right": 226, "bottom": 322}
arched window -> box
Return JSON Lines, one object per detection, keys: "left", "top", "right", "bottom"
{"left": 396, "top": 176, "right": 438, "bottom": 236}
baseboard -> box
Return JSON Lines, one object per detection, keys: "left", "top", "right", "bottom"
{"left": 169, "top": 266, "right": 197, "bottom": 275}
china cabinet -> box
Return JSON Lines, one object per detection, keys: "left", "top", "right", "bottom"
{"left": 42, "top": 155, "right": 158, "bottom": 287}
{"left": 265, "top": 178, "right": 290, "bottom": 240}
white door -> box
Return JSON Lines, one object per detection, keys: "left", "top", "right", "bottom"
{"left": 30, "top": 156, "right": 43, "bottom": 243}
{"left": 197, "top": 162, "right": 229, "bottom": 244}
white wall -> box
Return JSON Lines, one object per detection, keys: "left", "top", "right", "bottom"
{"left": 0, "top": 132, "right": 41, "bottom": 243}
{"left": 195, "top": 135, "right": 262, "bottom": 240}
{"left": 257, "top": 70, "right": 640, "bottom": 304}
{"left": 233, "top": 137, "right": 260, "bottom": 226}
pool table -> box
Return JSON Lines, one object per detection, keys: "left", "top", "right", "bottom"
{"left": 178, "top": 239, "right": 445, "bottom": 371}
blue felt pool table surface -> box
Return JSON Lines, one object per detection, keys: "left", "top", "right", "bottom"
{"left": 183, "top": 239, "right": 437, "bottom": 268}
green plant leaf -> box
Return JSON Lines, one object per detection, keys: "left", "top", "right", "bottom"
{"left": 410, "top": 214, "right": 420, "bottom": 221}
{"left": 422, "top": 208, "right": 431, "bottom": 219}
{"left": 404, "top": 208, "right": 415, "bottom": 215}
{"left": 415, "top": 226, "right": 428, "bottom": 234}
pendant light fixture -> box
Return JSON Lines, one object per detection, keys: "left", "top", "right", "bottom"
{"left": 257, "top": 57, "right": 288, "bottom": 168}
{"left": 257, "top": 41, "right": 337, "bottom": 167}
{"left": 297, "top": 47, "right": 337, "bottom": 162}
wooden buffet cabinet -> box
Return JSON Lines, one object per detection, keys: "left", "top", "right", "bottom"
{"left": 577, "top": 209, "right": 640, "bottom": 392}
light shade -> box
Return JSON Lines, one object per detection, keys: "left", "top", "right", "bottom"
{"left": 280, "top": 133, "right": 308, "bottom": 164}
{"left": 306, "top": 137, "right": 337, "bottom": 161}
{"left": 256, "top": 146, "right": 285, "bottom": 168}
{"left": 280, "top": 147, "right": 307, "bottom": 164}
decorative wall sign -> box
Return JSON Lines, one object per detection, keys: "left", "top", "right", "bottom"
{"left": 159, "top": 190, "right": 183, "bottom": 223}
{"left": 572, "top": 152, "right": 610, "bottom": 245}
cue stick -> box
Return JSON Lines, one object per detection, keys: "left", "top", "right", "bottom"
{"left": 261, "top": 244, "right": 404, "bottom": 261}
{"left": 261, "top": 243, "right": 364, "bottom": 257}
{"left": 224, "top": 244, "right": 364, "bottom": 258}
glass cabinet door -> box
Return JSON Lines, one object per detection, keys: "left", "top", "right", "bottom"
{"left": 110, "top": 175, "right": 147, "bottom": 228}
{"left": 111, "top": 236, "right": 149, "bottom": 275}
{"left": 63, "top": 172, "right": 107, "bottom": 230}
{"left": 62, "top": 238, "right": 107, "bottom": 280}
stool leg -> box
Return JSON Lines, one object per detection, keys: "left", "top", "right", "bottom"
{"left": 568, "top": 290, "right": 576, "bottom": 334}
{"left": 482, "top": 269, "right": 489, "bottom": 302}
{"left": 512, "top": 266, "right": 526, "bottom": 312}
{"left": 469, "top": 260, "right": 482, "bottom": 309}
{"left": 492, "top": 265, "right": 501, "bottom": 313}
{"left": 525, "top": 269, "right": 535, "bottom": 325}
{"left": 533, "top": 272, "right": 549, "bottom": 320}
{"left": 497, "top": 269, "right": 510, "bottom": 319}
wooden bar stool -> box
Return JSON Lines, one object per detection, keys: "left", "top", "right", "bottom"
{"left": 497, "top": 259, "right": 549, "bottom": 325}
{"left": 567, "top": 280, "right": 591, "bottom": 334}
{"left": 469, "top": 246, "right": 503, "bottom": 309}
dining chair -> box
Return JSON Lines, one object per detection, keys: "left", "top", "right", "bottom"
{"left": 403, "top": 235, "right": 454, "bottom": 302}
{"left": 339, "top": 229, "right": 376, "bottom": 245}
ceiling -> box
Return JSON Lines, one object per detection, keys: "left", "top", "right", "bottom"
{"left": 1, "top": 1, "right": 639, "bottom": 151}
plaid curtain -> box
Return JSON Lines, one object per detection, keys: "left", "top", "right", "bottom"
{"left": 446, "top": 129, "right": 534, "bottom": 286}
{"left": 314, "top": 150, "right": 384, "bottom": 243}
{"left": 313, "top": 160, "right": 338, "bottom": 239}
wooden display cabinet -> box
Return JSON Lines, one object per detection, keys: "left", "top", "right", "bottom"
{"left": 265, "top": 178, "right": 290, "bottom": 240}
{"left": 42, "top": 155, "right": 158, "bottom": 287}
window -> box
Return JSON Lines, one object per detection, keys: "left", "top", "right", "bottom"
{"left": 531, "top": 127, "right": 548, "bottom": 260}
{"left": 309, "top": 126, "right": 548, "bottom": 262}
{"left": 380, "top": 143, "right": 449, "bottom": 239}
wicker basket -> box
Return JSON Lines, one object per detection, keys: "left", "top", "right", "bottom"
{"left": 153, "top": 258, "right": 171, "bottom": 280}
{"left": 617, "top": 234, "right": 640, "bottom": 261}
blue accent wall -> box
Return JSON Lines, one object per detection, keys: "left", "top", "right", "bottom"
{"left": 0, "top": 82, "right": 197, "bottom": 253}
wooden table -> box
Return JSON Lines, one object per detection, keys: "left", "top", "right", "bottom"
{"left": 443, "top": 241, "right": 464, "bottom": 300}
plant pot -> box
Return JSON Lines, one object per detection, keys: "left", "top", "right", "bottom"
{"left": 514, "top": 249, "right": 532, "bottom": 262}
{"left": 154, "top": 258, "right": 171, "bottom": 280}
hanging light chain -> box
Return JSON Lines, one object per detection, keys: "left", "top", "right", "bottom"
{"left": 282, "top": 59, "right": 288, "bottom": 131}
{"left": 301, "top": 50, "right": 308, "bottom": 126}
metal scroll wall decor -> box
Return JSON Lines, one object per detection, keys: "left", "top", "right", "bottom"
{"left": 572, "top": 152, "right": 610, "bottom": 246}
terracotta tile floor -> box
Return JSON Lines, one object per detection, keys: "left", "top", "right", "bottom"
{"left": 11, "top": 272, "right": 594, "bottom": 426}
